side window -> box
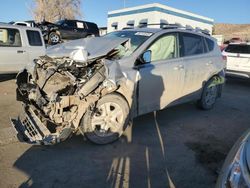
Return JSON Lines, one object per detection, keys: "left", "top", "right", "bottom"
{"left": 205, "top": 37, "right": 214, "bottom": 52}
{"left": 181, "top": 33, "right": 205, "bottom": 56}
{"left": 65, "top": 21, "right": 77, "bottom": 28}
{"left": 148, "top": 34, "right": 177, "bottom": 62}
{"left": 16, "top": 23, "right": 28, "bottom": 26}
{"left": 0, "top": 28, "right": 22, "bottom": 47}
{"left": 26, "top": 30, "right": 43, "bottom": 46}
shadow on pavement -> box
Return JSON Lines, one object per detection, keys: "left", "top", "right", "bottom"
{"left": 13, "top": 112, "right": 175, "bottom": 188}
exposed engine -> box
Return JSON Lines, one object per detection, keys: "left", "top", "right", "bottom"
{"left": 14, "top": 55, "right": 118, "bottom": 144}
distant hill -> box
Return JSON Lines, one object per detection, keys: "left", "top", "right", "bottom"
{"left": 214, "top": 23, "right": 250, "bottom": 41}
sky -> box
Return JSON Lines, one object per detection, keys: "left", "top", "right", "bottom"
{"left": 0, "top": 0, "right": 249, "bottom": 27}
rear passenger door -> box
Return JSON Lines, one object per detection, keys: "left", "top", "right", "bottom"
{"left": 179, "top": 32, "right": 211, "bottom": 98}
{"left": 0, "top": 27, "right": 28, "bottom": 73}
{"left": 75, "top": 21, "right": 88, "bottom": 38}
{"left": 60, "top": 20, "right": 78, "bottom": 39}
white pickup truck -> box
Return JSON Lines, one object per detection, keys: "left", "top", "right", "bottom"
{"left": 0, "top": 23, "right": 45, "bottom": 74}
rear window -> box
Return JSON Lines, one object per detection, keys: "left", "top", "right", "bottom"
{"left": 26, "top": 30, "right": 43, "bottom": 46}
{"left": 0, "top": 28, "right": 22, "bottom": 47}
{"left": 225, "top": 44, "right": 250, "bottom": 54}
{"left": 182, "top": 33, "right": 205, "bottom": 56}
{"left": 205, "top": 38, "right": 214, "bottom": 52}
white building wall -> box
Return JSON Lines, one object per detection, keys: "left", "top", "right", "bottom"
{"left": 107, "top": 3, "right": 214, "bottom": 33}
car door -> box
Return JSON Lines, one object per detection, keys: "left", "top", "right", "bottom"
{"left": 137, "top": 33, "right": 185, "bottom": 115}
{"left": 179, "top": 32, "right": 210, "bottom": 99}
{"left": 60, "top": 20, "right": 78, "bottom": 39}
{"left": 0, "top": 27, "right": 28, "bottom": 73}
{"left": 25, "top": 29, "right": 46, "bottom": 67}
{"left": 75, "top": 21, "right": 88, "bottom": 38}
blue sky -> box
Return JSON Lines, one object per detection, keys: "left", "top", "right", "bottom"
{"left": 0, "top": 0, "right": 249, "bottom": 27}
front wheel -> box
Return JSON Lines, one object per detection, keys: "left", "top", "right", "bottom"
{"left": 198, "top": 79, "right": 219, "bottom": 110}
{"left": 80, "top": 93, "right": 129, "bottom": 144}
{"left": 48, "top": 32, "right": 60, "bottom": 45}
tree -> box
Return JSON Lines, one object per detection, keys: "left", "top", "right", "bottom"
{"left": 31, "top": 0, "right": 82, "bottom": 23}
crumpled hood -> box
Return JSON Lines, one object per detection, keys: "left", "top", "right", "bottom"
{"left": 46, "top": 37, "right": 129, "bottom": 62}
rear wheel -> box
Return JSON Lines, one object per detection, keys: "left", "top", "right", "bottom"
{"left": 198, "top": 79, "right": 219, "bottom": 110}
{"left": 80, "top": 93, "right": 129, "bottom": 144}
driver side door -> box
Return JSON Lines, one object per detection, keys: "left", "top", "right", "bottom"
{"left": 138, "top": 33, "right": 185, "bottom": 115}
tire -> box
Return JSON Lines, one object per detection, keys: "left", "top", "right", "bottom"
{"left": 48, "top": 32, "right": 60, "bottom": 45}
{"left": 198, "top": 78, "right": 219, "bottom": 110}
{"left": 80, "top": 93, "right": 129, "bottom": 144}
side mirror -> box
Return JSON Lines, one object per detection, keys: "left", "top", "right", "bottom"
{"left": 142, "top": 50, "right": 151, "bottom": 64}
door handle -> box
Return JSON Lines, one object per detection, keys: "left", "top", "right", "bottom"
{"left": 206, "top": 61, "right": 213, "bottom": 66}
{"left": 174, "top": 65, "right": 184, "bottom": 70}
{"left": 17, "top": 50, "right": 25, "bottom": 53}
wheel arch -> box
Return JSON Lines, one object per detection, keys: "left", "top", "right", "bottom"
{"left": 202, "top": 70, "right": 225, "bottom": 97}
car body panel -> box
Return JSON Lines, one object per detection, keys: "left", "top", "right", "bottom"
{"left": 216, "top": 129, "right": 250, "bottom": 188}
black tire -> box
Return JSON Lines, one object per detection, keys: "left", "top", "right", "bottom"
{"left": 48, "top": 32, "right": 60, "bottom": 45}
{"left": 86, "top": 34, "right": 94, "bottom": 38}
{"left": 198, "top": 78, "right": 219, "bottom": 110}
{"left": 80, "top": 93, "right": 129, "bottom": 144}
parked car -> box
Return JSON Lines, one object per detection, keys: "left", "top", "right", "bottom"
{"left": 0, "top": 23, "right": 45, "bottom": 74}
{"left": 222, "top": 43, "right": 250, "bottom": 78}
{"left": 216, "top": 129, "right": 250, "bottom": 188}
{"left": 38, "top": 19, "right": 99, "bottom": 45}
{"left": 9, "top": 20, "right": 37, "bottom": 27}
{"left": 11, "top": 26, "right": 225, "bottom": 145}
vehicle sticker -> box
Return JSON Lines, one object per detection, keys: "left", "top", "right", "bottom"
{"left": 135, "top": 32, "right": 153, "bottom": 37}
{"left": 77, "top": 22, "right": 85, "bottom": 29}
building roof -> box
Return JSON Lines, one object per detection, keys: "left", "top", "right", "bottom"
{"left": 108, "top": 3, "right": 214, "bottom": 25}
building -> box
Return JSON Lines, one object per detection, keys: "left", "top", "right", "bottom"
{"left": 99, "top": 27, "right": 107, "bottom": 36}
{"left": 107, "top": 3, "right": 214, "bottom": 33}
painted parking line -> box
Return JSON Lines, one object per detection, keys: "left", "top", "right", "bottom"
{"left": 0, "top": 127, "right": 18, "bottom": 145}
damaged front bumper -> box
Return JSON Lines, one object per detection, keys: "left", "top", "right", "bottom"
{"left": 11, "top": 106, "right": 63, "bottom": 145}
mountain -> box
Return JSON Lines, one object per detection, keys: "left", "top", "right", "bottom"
{"left": 214, "top": 23, "right": 250, "bottom": 41}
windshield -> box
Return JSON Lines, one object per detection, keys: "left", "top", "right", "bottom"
{"left": 103, "top": 30, "right": 153, "bottom": 58}
{"left": 55, "top": 20, "right": 64, "bottom": 25}
{"left": 225, "top": 44, "right": 250, "bottom": 54}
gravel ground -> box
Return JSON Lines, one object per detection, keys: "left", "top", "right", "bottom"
{"left": 0, "top": 75, "right": 249, "bottom": 188}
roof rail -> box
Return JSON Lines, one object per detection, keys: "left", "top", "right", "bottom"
{"left": 138, "top": 23, "right": 181, "bottom": 29}
{"left": 194, "top": 27, "right": 210, "bottom": 35}
{"left": 124, "top": 23, "right": 211, "bottom": 35}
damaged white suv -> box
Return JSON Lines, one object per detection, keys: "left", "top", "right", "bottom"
{"left": 12, "top": 27, "right": 225, "bottom": 145}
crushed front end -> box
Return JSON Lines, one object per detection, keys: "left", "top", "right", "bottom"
{"left": 12, "top": 56, "right": 119, "bottom": 145}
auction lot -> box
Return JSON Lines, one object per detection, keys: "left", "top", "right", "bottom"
{"left": 0, "top": 75, "right": 249, "bottom": 188}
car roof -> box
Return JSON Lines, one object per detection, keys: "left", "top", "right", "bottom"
{"left": 122, "top": 27, "right": 214, "bottom": 40}
{"left": 0, "top": 23, "right": 41, "bottom": 31}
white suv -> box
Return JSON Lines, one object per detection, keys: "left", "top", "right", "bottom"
{"left": 12, "top": 26, "right": 226, "bottom": 145}
{"left": 222, "top": 43, "right": 250, "bottom": 78}
{"left": 0, "top": 24, "right": 45, "bottom": 74}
